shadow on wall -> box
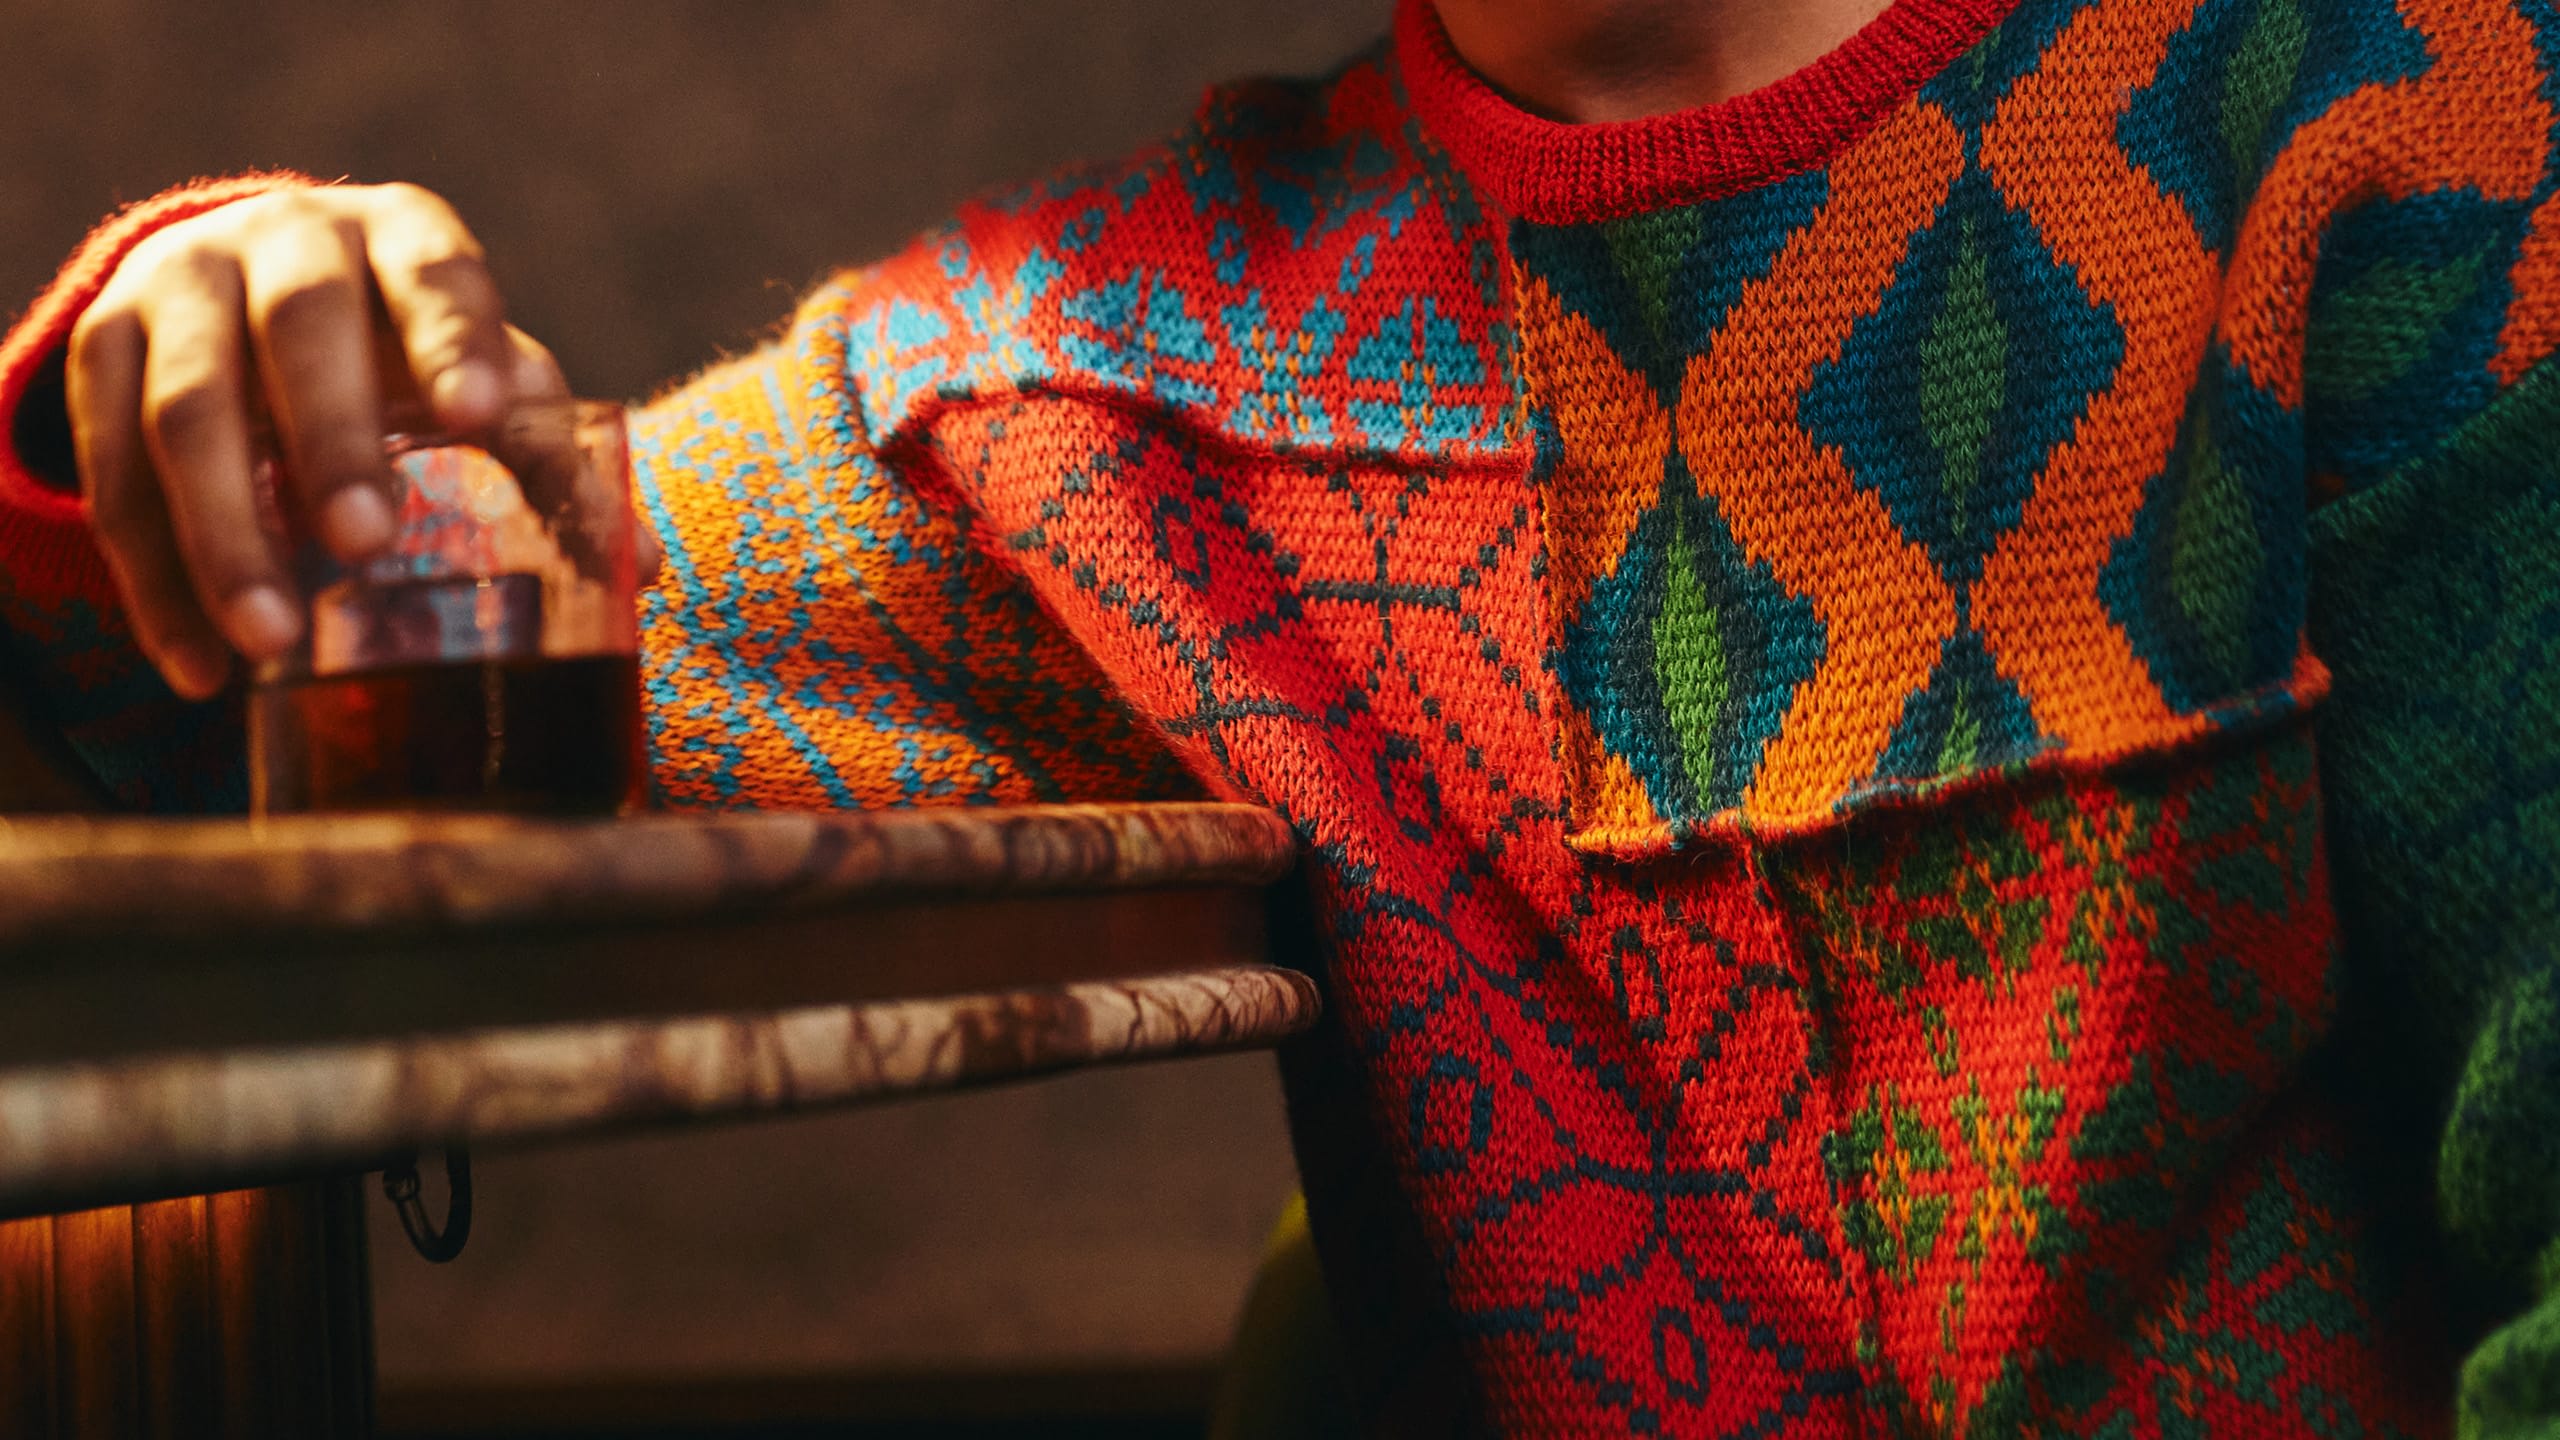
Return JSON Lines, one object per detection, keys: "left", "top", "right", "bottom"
{"left": 2, "top": 0, "right": 1386, "bottom": 398}
{"left": 0, "top": 0, "right": 1386, "bottom": 1420}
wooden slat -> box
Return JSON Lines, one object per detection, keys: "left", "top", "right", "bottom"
{"left": 0, "top": 1189, "right": 371, "bottom": 1439}
{"left": 49, "top": 1207, "right": 139, "bottom": 1436}
{"left": 260, "top": 1184, "right": 326, "bottom": 1435}
{"left": 132, "top": 1196, "right": 216, "bottom": 1439}
{"left": 0, "top": 1214, "right": 58, "bottom": 1434}
{"left": 208, "top": 1191, "right": 269, "bottom": 1440}
{"left": 320, "top": 1182, "right": 373, "bottom": 1438}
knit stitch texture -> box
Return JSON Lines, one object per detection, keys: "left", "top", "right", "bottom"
{"left": 4, "top": 0, "right": 2557, "bottom": 1434}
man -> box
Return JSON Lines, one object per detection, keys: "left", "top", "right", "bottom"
{"left": 2, "top": 0, "right": 2553, "bottom": 1432}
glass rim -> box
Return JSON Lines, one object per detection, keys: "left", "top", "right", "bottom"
{"left": 383, "top": 396, "right": 623, "bottom": 456}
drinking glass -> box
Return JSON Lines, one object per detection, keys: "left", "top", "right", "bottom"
{"left": 247, "top": 399, "right": 648, "bottom": 816}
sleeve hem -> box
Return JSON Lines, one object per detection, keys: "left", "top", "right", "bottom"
{"left": 0, "top": 171, "right": 320, "bottom": 597}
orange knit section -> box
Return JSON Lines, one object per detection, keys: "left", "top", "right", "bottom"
{"left": 1974, "top": 0, "right": 2207, "bottom": 755}
{"left": 636, "top": 301, "right": 1182, "bottom": 813}
{"left": 644, "top": 354, "right": 861, "bottom": 808}
{"left": 1518, "top": 275, "right": 1674, "bottom": 623}
{"left": 2495, "top": 188, "right": 2560, "bottom": 383}
{"left": 1517, "top": 271, "right": 1679, "bottom": 837}
{"left": 2221, "top": 0, "right": 2550, "bottom": 404}
{"left": 1676, "top": 99, "right": 1965, "bottom": 822}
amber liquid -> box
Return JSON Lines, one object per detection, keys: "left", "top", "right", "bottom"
{"left": 250, "top": 656, "right": 647, "bottom": 815}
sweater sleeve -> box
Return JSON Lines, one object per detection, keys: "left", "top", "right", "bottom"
{"left": 0, "top": 174, "right": 312, "bottom": 812}
{"left": 2303, "top": 269, "right": 2560, "bottom": 1436}
{"left": 626, "top": 270, "right": 1200, "bottom": 810}
{"left": 0, "top": 178, "right": 1196, "bottom": 813}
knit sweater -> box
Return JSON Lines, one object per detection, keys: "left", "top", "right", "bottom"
{"left": 4, "top": 0, "right": 2556, "bottom": 1434}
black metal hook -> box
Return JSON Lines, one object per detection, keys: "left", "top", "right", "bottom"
{"left": 382, "top": 1147, "right": 473, "bottom": 1263}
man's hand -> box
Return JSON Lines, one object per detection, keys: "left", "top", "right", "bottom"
{"left": 66, "top": 183, "right": 570, "bottom": 700}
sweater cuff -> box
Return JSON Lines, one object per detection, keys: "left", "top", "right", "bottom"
{"left": 0, "top": 172, "right": 317, "bottom": 598}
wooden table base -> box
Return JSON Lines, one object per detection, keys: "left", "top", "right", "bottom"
{"left": 0, "top": 1180, "right": 373, "bottom": 1438}
{"left": 0, "top": 800, "right": 1313, "bottom": 1435}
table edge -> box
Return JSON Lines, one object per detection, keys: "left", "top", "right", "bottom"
{"left": 0, "top": 963, "right": 1321, "bottom": 1220}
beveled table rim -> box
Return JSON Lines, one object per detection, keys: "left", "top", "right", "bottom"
{"left": 0, "top": 963, "right": 1321, "bottom": 1220}
{"left": 0, "top": 801, "right": 1297, "bottom": 954}
{"left": 0, "top": 800, "right": 1319, "bottom": 1215}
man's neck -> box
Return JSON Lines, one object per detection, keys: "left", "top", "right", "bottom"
{"left": 1432, "top": 0, "right": 1895, "bottom": 123}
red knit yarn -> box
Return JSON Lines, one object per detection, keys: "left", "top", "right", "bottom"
{"left": 0, "top": 6, "right": 2547, "bottom": 1426}
{"left": 1393, "top": 0, "right": 2020, "bottom": 224}
{"left": 0, "top": 172, "right": 313, "bottom": 595}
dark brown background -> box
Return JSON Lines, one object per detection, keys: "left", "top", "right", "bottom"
{"left": 1, "top": 0, "right": 1384, "bottom": 1420}
{"left": 4, "top": 1, "right": 1385, "bottom": 396}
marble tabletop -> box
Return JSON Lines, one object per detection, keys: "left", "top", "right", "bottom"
{"left": 0, "top": 801, "right": 1297, "bottom": 950}
{"left": 0, "top": 803, "right": 1301, "bottom": 1063}
{"left": 0, "top": 803, "right": 1318, "bottom": 1215}
{"left": 0, "top": 964, "right": 1319, "bottom": 1218}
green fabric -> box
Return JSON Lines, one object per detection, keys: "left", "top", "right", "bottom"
{"left": 2308, "top": 356, "right": 2560, "bottom": 1439}
{"left": 1919, "top": 215, "right": 2002, "bottom": 544}
{"left": 1656, "top": 505, "right": 1731, "bottom": 802}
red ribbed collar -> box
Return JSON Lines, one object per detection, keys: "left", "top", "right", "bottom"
{"left": 1394, "top": 0, "right": 2020, "bottom": 224}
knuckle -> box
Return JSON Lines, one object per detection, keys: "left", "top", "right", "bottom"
{"left": 283, "top": 410, "right": 391, "bottom": 490}
{"left": 191, "top": 535, "right": 274, "bottom": 591}
{"left": 144, "top": 382, "right": 229, "bottom": 446}
{"left": 298, "top": 419, "right": 384, "bottom": 474}
{"left": 371, "top": 180, "right": 470, "bottom": 236}
{"left": 387, "top": 245, "right": 498, "bottom": 325}
{"left": 406, "top": 247, "right": 495, "bottom": 295}
{"left": 509, "top": 331, "right": 568, "bottom": 396}
{"left": 369, "top": 180, "right": 445, "bottom": 214}
{"left": 388, "top": 189, "right": 472, "bottom": 234}
{"left": 372, "top": 204, "right": 490, "bottom": 277}
{"left": 132, "top": 235, "right": 234, "bottom": 294}
{"left": 67, "top": 306, "right": 132, "bottom": 376}
{"left": 237, "top": 188, "right": 328, "bottom": 229}
{"left": 403, "top": 289, "right": 510, "bottom": 378}
{"left": 117, "top": 225, "right": 186, "bottom": 278}
{"left": 256, "top": 271, "right": 363, "bottom": 334}
{"left": 68, "top": 307, "right": 107, "bottom": 358}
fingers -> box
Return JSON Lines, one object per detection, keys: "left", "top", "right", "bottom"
{"left": 64, "top": 182, "right": 552, "bottom": 700}
{"left": 69, "top": 293, "right": 234, "bottom": 700}
{"left": 504, "top": 324, "right": 569, "bottom": 403}
{"left": 364, "top": 183, "right": 513, "bottom": 435}
{"left": 139, "top": 249, "right": 308, "bottom": 673}
{"left": 488, "top": 328, "right": 572, "bottom": 489}
{"left": 485, "top": 330, "right": 612, "bottom": 577}
{"left": 238, "top": 203, "right": 398, "bottom": 559}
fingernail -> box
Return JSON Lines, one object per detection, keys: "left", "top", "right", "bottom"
{"left": 165, "top": 645, "right": 231, "bottom": 701}
{"left": 225, "top": 586, "right": 302, "bottom": 658}
{"left": 320, "top": 487, "right": 397, "bottom": 555}
{"left": 432, "top": 362, "right": 503, "bottom": 428}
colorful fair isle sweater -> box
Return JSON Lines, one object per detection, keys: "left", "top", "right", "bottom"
{"left": 4, "top": 0, "right": 2558, "bottom": 1433}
